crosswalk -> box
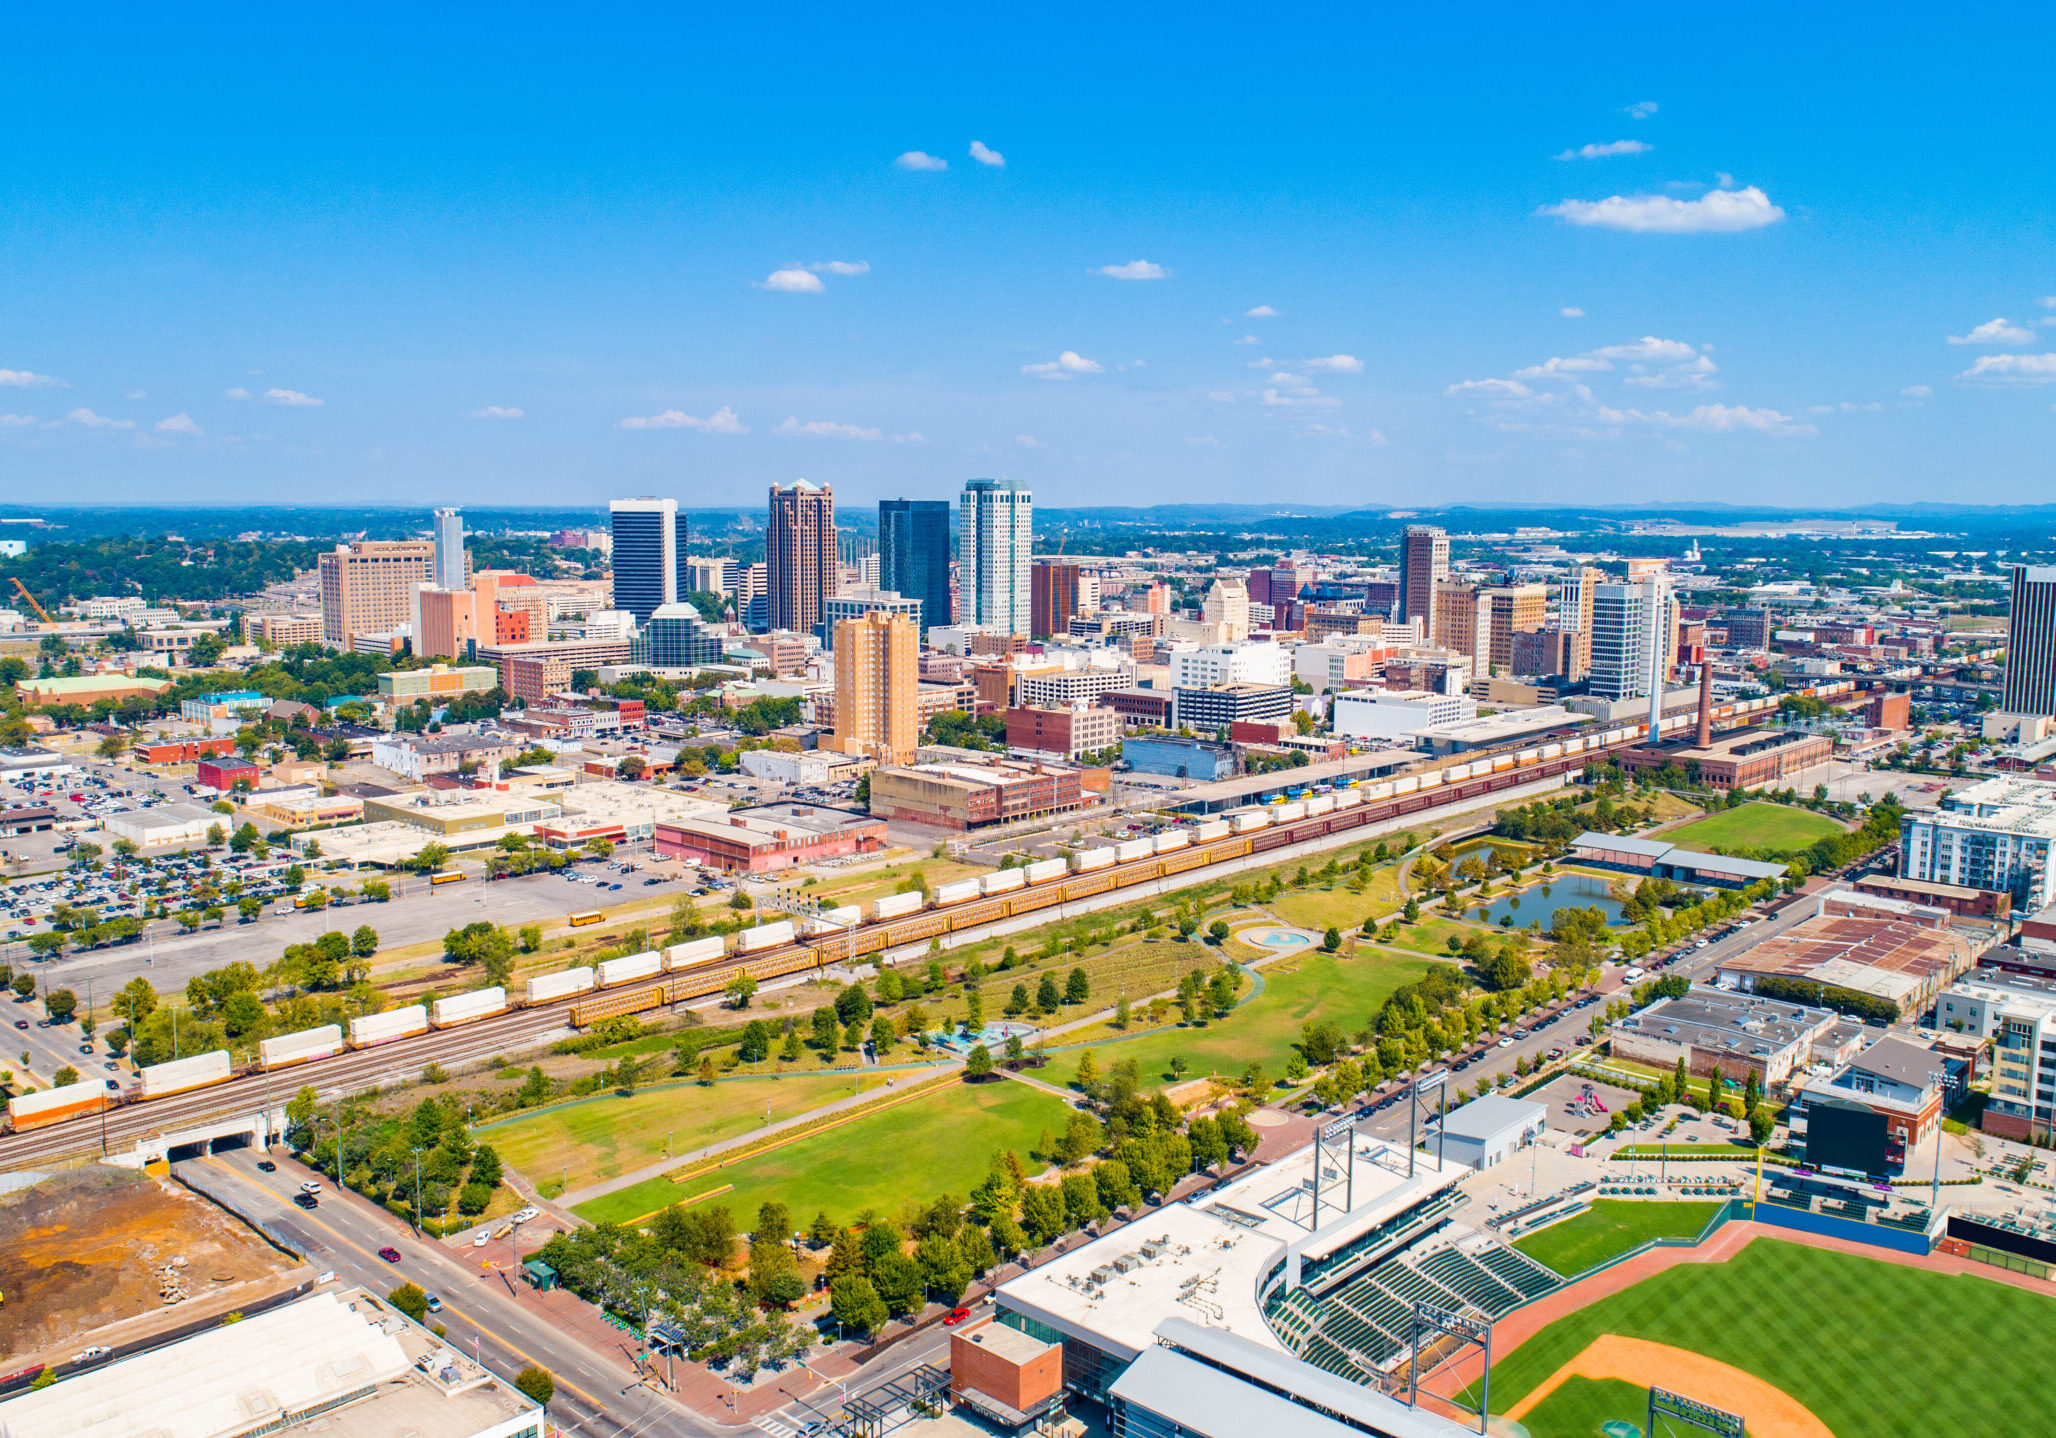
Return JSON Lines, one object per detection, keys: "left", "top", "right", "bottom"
{"left": 757, "top": 1407, "right": 831, "bottom": 1438}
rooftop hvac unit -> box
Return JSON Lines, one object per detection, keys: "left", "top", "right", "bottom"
{"left": 1112, "top": 1252, "right": 1143, "bottom": 1274}
{"left": 1141, "top": 1239, "right": 1169, "bottom": 1260}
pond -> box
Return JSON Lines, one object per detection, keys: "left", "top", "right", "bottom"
{"left": 1440, "top": 838, "right": 1536, "bottom": 872}
{"left": 1464, "top": 872, "right": 1630, "bottom": 930}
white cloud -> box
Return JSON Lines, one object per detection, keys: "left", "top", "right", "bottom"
{"left": 1591, "top": 336, "right": 1701, "bottom": 364}
{"left": 808, "top": 260, "right": 870, "bottom": 276}
{"left": 1245, "top": 305, "right": 1277, "bottom": 317}
{"left": 0, "top": 414, "right": 36, "bottom": 426}
{"left": 1014, "top": 434, "right": 1044, "bottom": 448}
{"left": 1901, "top": 384, "right": 1934, "bottom": 398}
{"left": 154, "top": 412, "right": 203, "bottom": 436}
{"left": 1268, "top": 372, "right": 1311, "bottom": 388}
{"left": 1623, "top": 353, "right": 1718, "bottom": 389}
{"left": 1445, "top": 378, "right": 1533, "bottom": 398}
{"left": 67, "top": 407, "right": 135, "bottom": 429}
{"left": 618, "top": 405, "right": 748, "bottom": 432}
{"left": 261, "top": 388, "right": 322, "bottom": 406}
{"left": 0, "top": 369, "right": 63, "bottom": 388}
{"left": 224, "top": 387, "right": 251, "bottom": 400}
{"left": 1624, "top": 101, "right": 1659, "bottom": 119}
{"left": 969, "top": 140, "right": 1004, "bottom": 167}
{"left": 1539, "top": 185, "right": 1784, "bottom": 234}
{"left": 895, "top": 150, "right": 947, "bottom": 171}
{"left": 762, "top": 268, "right": 825, "bottom": 293}
{"left": 1233, "top": 334, "right": 1261, "bottom": 345}
{"left": 1555, "top": 139, "right": 1653, "bottom": 161}
{"left": 1514, "top": 356, "right": 1612, "bottom": 379}
{"left": 1095, "top": 259, "right": 1167, "bottom": 281}
{"left": 1021, "top": 351, "right": 1103, "bottom": 378}
{"left": 1597, "top": 402, "right": 1813, "bottom": 434}
{"left": 1561, "top": 307, "right": 1585, "bottom": 318}
{"left": 468, "top": 405, "right": 524, "bottom": 420}
{"left": 1957, "top": 353, "right": 2056, "bottom": 383}
{"left": 1304, "top": 354, "right": 1364, "bottom": 373}
{"left": 773, "top": 416, "right": 923, "bottom": 442}
{"left": 1206, "top": 390, "right": 1235, "bottom": 402}
{"left": 1948, "top": 317, "right": 2034, "bottom": 345}
{"left": 1261, "top": 387, "right": 1340, "bottom": 408}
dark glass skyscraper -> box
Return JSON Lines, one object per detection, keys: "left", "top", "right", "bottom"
{"left": 2003, "top": 565, "right": 2056, "bottom": 718}
{"left": 878, "top": 498, "right": 952, "bottom": 638}
{"left": 609, "top": 497, "right": 690, "bottom": 624}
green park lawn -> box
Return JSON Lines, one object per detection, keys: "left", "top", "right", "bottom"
{"left": 1478, "top": 1239, "right": 2056, "bottom": 1438}
{"left": 1382, "top": 916, "right": 1498, "bottom": 958}
{"left": 573, "top": 1076, "right": 1075, "bottom": 1229}
{"left": 1042, "top": 949, "right": 1431, "bottom": 1091}
{"left": 1512, "top": 1200, "right": 1723, "bottom": 1277}
{"left": 1663, "top": 801, "right": 1845, "bottom": 855}
{"left": 1267, "top": 870, "right": 1405, "bottom": 934}
{"left": 479, "top": 1070, "right": 890, "bottom": 1195}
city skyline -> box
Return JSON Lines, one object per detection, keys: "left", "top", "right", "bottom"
{"left": 5, "top": 7, "right": 2055, "bottom": 509}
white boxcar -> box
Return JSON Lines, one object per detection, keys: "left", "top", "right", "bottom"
{"left": 1113, "top": 837, "right": 1155, "bottom": 863}
{"left": 933, "top": 878, "right": 982, "bottom": 906}
{"left": 259, "top": 1024, "right": 344, "bottom": 1069}
{"left": 139, "top": 1050, "right": 232, "bottom": 1099}
{"left": 598, "top": 951, "right": 664, "bottom": 988}
{"left": 738, "top": 918, "right": 797, "bottom": 952}
{"left": 1072, "top": 847, "right": 1116, "bottom": 872}
{"left": 979, "top": 868, "right": 1026, "bottom": 895}
{"left": 1153, "top": 830, "right": 1190, "bottom": 854}
{"left": 527, "top": 966, "right": 596, "bottom": 1003}
{"left": 871, "top": 890, "right": 925, "bottom": 920}
{"left": 350, "top": 1005, "right": 429, "bottom": 1048}
{"left": 433, "top": 987, "right": 507, "bottom": 1028}
{"left": 1023, "top": 857, "right": 1069, "bottom": 885}
{"left": 7, "top": 1077, "right": 111, "bottom": 1132}
{"left": 1192, "top": 819, "right": 1231, "bottom": 843}
{"left": 666, "top": 936, "right": 728, "bottom": 970}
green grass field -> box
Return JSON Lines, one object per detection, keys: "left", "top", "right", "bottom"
{"left": 1042, "top": 950, "right": 1431, "bottom": 1091}
{"left": 1482, "top": 1238, "right": 2056, "bottom": 1438}
{"left": 479, "top": 1071, "right": 889, "bottom": 1194}
{"left": 1663, "top": 801, "right": 1845, "bottom": 855}
{"left": 573, "top": 1077, "right": 1074, "bottom": 1229}
{"left": 1266, "top": 870, "right": 1405, "bottom": 932}
{"left": 1512, "top": 1200, "right": 1723, "bottom": 1277}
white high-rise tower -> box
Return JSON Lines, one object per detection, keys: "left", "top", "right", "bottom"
{"left": 960, "top": 477, "right": 1033, "bottom": 638}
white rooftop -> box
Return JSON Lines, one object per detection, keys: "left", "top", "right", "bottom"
{"left": 995, "top": 1136, "right": 1460, "bottom": 1362}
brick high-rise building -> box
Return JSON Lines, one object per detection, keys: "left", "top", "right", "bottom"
{"left": 1433, "top": 581, "right": 1483, "bottom": 662}
{"left": 1031, "top": 559, "right": 1082, "bottom": 640}
{"left": 767, "top": 481, "right": 837, "bottom": 637}
{"left": 1400, "top": 526, "right": 1448, "bottom": 643}
{"left": 1482, "top": 583, "right": 1548, "bottom": 673}
{"left": 319, "top": 540, "right": 435, "bottom": 648}
{"left": 831, "top": 610, "right": 918, "bottom": 766}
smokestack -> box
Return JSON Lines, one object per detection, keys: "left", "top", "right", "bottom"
{"left": 1696, "top": 662, "right": 1714, "bottom": 748}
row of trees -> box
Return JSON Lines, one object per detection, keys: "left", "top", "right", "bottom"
{"left": 288, "top": 1089, "right": 507, "bottom": 1231}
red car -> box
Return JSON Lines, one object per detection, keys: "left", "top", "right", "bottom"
{"left": 378, "top": 1247, "right": 402, "bottom": 1263}
{"left": 944, "top": 1307, "right": 971, "bottom": 1326}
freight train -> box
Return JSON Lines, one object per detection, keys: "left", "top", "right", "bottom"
{"left": 1, "top": 681, "right": 1854, "bottom": 1135}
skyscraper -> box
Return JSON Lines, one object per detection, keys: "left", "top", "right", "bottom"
{"left": 1588, "top": 575, "right": 1673, "bottom": 704}
{"left": 878, "top": 498, "right": 952, "bottom": 638}
{"left": 1399, "top": 526, "right": 1448, "bottom": 643}
{"left": 319, "top": 540, "right": 436, "bottom": 647}
{"left": 431, "top": 507, "right": 467, "bottom": 592}
{"left": 609, "top": 498, "right": 689, "bottom": 624}
{"left": 961, "top": 477, "right": 1033, "bottom": 637}
{"left": 767, "top": 480, "right": 837, "bottom": 636}
{"left": 2002, "top": 565, "right": 2056, "bottom": 718}
{"left": 1031, "top": 559, "right": 1083, "bottom": 639}
{"left": 831, "top": 610, "right": 918, "bottom": 766}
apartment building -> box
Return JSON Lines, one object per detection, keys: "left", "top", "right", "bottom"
{"left": 767, "top": 481, "right": 837, "bottom": 636}
{"left": 830, "top": 610, "right": 919, "bottom": 766}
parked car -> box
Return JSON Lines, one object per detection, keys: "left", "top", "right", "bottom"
{"left": 425, "top": 1294, "right": 443, "bottom": 1313}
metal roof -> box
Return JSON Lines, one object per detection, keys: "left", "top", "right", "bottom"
{"left": 1573, "top": 830, "right": 1674, "bottom": 858}
{"left": 1431, "top": 1093, "right": 1547, "bottom": 1143}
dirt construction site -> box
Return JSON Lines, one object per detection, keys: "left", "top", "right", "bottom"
{"left": 0, "top": 1167, "right": 306, "bottom": 1367}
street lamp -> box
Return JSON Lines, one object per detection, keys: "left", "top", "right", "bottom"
{"left": 411, "top": 1148, "right": 424, "bottom": 1235}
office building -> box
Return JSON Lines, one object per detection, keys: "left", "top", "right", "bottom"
{"left": 831, "top": 610, "right": 919, "bottom": 766}
{"left": 1004, "top": 702, "right": 1123, "bottom": 762}
{"left": 820, "top": 587, "right": 922, "bottom": 649}
{"left": 377, "top": 663, "right": 499, "bottom": 702}
{"left": 608, "top": 497, "right": 690, "bottom": 623}
{"left": 319, "top": 540, "right": 436, "bottom": 648}
{"left": 961, "top": 476, "right": 1034, "bottom": 637}
{"left": 635, "top": 603, "right": 725, "bottom": 668}
{"left": 1202, "top": 576, "right": 1251, "bottom": 640}
{"left": 1481, "top": 583, "right": 1547, "bottom": 672}
{"left": 412, "top": 586, "right": 477, "bottom": 661}
{"left": 1587, "top": 575, "right": 1674, "bottom": 703}
{"left": 1398, "top": 525, "right": 1448, "bottom": 642}
{"left": 1432, "top": 581, "right": 1483, "bottom": 662}
{"left": 1724, "top": 606, "right": 1772, "bottom": 649}
{"left": 1332, "top": 688, "right": 1476, "bottom": 742}
{"left": 2002, "top": 564, "right": 2056, "bottom": 719}
{"left": 431, "top": 506, "right": 467, "bottom": 591}
{"left": 1611, "top": 984, "right": 1841, "bottom": 1087}
{"left": 878, "top": 498, "right": 952, "bottom": 638}
{"left": 686, "top": 555, "right": 738, "bottom": 596}
{"left": 1167, "top": 641, "right": 1291, "bottom": 690}
{"left": 249, "top": 612, "right": 324, "bottom": 648}
{"left": 1174, "top": 683, "right": 1293, "bottom": 732}
{"left": 1900, "top": 776, "right": 2056, "bottom": 910}
{"left": 1032, "top": 559, "right": 1084, "bottom": 640}
{"left": 767, "top": 480, "right": 837, "bottom": 636}
{"left": 869, "top": 753, "right": 1087, "bottom": 829}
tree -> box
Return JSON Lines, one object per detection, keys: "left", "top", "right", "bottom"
{"left": 237, "top": 895, "right": 263, "bottom": 921}
{"left": 388, "top": 1283, "right": 429, "bottom": 1323}
{"left": 513, "top": 1367, "right": 555, "bottom": 1406}
{"left": 1208, "top": 919, "right": 1230, "bottom": 944}
{"left": 871, "top": 1250, "right": 925, "bottom": 1316}
{"left": 1065, "top": 967, "right": 1090, "bottom": 1005}
{"left": 726, "top": 972, "right": 758, "bottom": 1008}
{"left": 749, "top": 1236, "right": 807, "bottom": 1308}
{"left": 12, "top": 973, "right": 36, "bottom": 1000}
{"left": 1036, "top": 973, "right": 1061, "bottom": 1012}
{"left": 350, "top": 925, "right": 379, "bottom": 958}
{"left": 1019, "top": 1184, "right": 1068, "bottom": 1245}
{"left": 112, "top": 976, "right": 158, "bottom": 1024}
{"left": 698, "top": 1056, "right": 717, "bottom": 1086}
{"left": 738, "top": 1019, "right": 773, "bottom": 1063}
{"left": 830, "top": 1275, "right": 888, "bottom": 1337}
{"left": 43, "top": 989, "right": 77, "bottom": 1023}
{"left": 811, "top": 1005, "right": 841, "bottom": 1053}
{"left": 964, "top": 1044, "right": 996, "bottom": 1080}
{"left": 518, "top": 923, "right": 543, "bottom": 953}
{"left": 53, "top": 1065, "right": 79, "bottom": 1086}
{"left": 1748, "top": 1108, "right": 1776, "bottom": 1144}
{"left": 1323, "top": 926, "right": 1342, "bottom": 952}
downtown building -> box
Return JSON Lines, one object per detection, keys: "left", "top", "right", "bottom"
{"left": 768, "top": 480, "right": 837, "bottom": 636}
{"left": 2001, "top": 564, "right": 2056, "bottom": 720}
{"left": 961, "top": 476, "right": 1033, "bottom": 637}
{"left": 829, "top": 610, "right": 919, "bottom": 766}
{"left": 879, "top": 497, "right": 953, "bottom": 638}
{"left": 319, "top": 540, "right": 435, "bottom": 648}
{"left": 1398, "top": 525, "right": 1448, "bottom": 643}
{"left": 608, "top": 497, "right": 691, "bottom": 624}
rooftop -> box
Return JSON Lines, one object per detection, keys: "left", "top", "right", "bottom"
{"left": 1715, "top": 913, "right": 1982, "bottom": 1003}
{"left": 1849, "top": 1036, "right": 1946, "bottom": 1090}
{"left": 1431, "top": 1093, "right": 1546, "bottom": 1142}
{"left": 1615, "top": 985, "right": 1836, "bottom": 1057}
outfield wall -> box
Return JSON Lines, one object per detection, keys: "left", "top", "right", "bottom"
{"left": 1742, "top": 1199, "right": 1933, "bottom": 1256}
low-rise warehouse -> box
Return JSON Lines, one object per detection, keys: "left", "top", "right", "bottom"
{"left": 1610, "top": 984, "right": 1845, "bottom": 1086}
{"left": 1713, "top": 909, "right": 1983, "bottom": 1016}
{"left": 100, "top": 802, "right": 218, "bottom": 849}
{"left": 868, "top": 753, "right": 1090, "bottom": 830}
{"left": 1568, "top": 831, "right": 1788, "bottom": 890}
{"left": 655, "top": 803, "right": 887, "bottom": 871}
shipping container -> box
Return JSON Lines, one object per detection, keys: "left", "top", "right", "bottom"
{"left": 527, "top": 966, "right": 597, "bottom": 1004}
{"left": 1491, "top": 755, "right": 1516, "bottom": 772}
{"left": 1271, "top": 801, "right": 1306, "bottom": 823}
{"left": 1113, "top": 838, "right": 1155, "bottom": 863}
{"left": 1228, "top": 808, "right": 1270, "bottom": 834}
{"left": 1540, "top": 743, "right": 1563, "bottom": 760}
{"left": 1071, "top": 847, "right": 1116, "bottom": 872}
{"left": 259, "top": 1024, "right": 344, "bottom": 1069}
{"left": 1303, "top": 794, "right": 1335, "bottom": 817}
{"left": 803, "top": 905, "right": 862, "bottom": 935}
{"left": 350, "top": 1004, "right": 430, "bottom": 1047}
{"left": 138, "top": 1050, "right": 233, "bottom": 1099}
{"left": 1191, "top": 820, "right": 1232, "bottom": 843}
{"left": 871, "top": 890, "right": 925, "bottom": 920}
{"left": 1333, "top": 789, "right": 1363, "bottom": 810}
{"left": 979, "top": 868, "right": 1026, "bottom": 895}
{"left": 666, "top": 936, "right": 728, "bottom": 970}
{"left": 432, "top": 987, "right": 508, "bottom": 1027}
{"left": 738, "top": 918, "right": 797, "bottom": 952}
{"left": 1022, "top": 857, "right": 1069, "bottom": 885}
{"left": 933, "top": 878, "right": 983, "bottom": 906}
{"left": 597, "top": 951, "right": 663, "bottom": 988}
{"left": 7, "top": 1077, "right": 112, "bottom": 1132}
{"left": 1153, "top": 831, "right": 1190, "bottom": 854}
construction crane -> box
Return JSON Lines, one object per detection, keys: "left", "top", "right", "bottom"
{"left": 8, "top": 577, "right": 52, "bottom": 625}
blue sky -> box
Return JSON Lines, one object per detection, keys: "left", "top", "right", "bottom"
{"left": 3, "top": 5, "right": 2054, "bottom": 512}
